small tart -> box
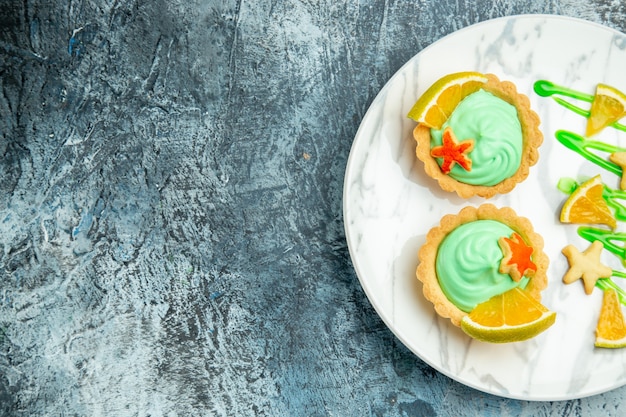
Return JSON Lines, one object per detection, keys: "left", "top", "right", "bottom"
{"left": 416, "top": 204, "right": 549, "bottom": 326}
{"left": 414, "top": 73, "right": 543, "bottom": 198}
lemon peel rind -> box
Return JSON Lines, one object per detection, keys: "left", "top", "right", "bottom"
{"left": 586, "top": 83, "right": 626, "bottom": 136}
{"left": 595, "top": 337, "right": 626, "bottom": 349}
{"left": 460, "top": 310, "right": 556, "bottom": 343}
{"left": 407, "top": 71, "right": 488, "bottom": 125}
{"left": 597, "top": 84, "right": 626, "bottom": 104}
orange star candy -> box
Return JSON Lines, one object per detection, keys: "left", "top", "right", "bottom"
{"left": 498, "top": 232, "right": 537, "bottom": 282}
{"left": 430, "top": 126, "right": 474, "bottom": 174}
{"left": 562, "top": 241, "right": 612, "bottom": 295}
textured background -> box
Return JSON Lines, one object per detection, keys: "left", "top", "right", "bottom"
{"left": 2, "top": 1, "right": 626, "bottom": 416}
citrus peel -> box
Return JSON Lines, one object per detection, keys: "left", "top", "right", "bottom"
{"left": 460, "top": 288, "right": 556, "bottom": 343}
{"left": 595, "top": 288, "right": 626, "bottom": 348}
{"left": 407, "top": 72, "right": 488, "bottom": 129}
{"left": 586, "top": 83, "right": 626, "bottom": 137}
{"left": 559, "top": 175, "right": 616, "bottom": 229}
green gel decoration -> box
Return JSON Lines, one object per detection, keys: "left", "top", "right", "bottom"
{"left": 603, "top": 186, "right": 626, "bottom": 221}
{"left": 534, "top": 80, "right": 594, "bottom": 118}
{"left": 538, "top": 79, "right": 626, "bottom": 304}
{"left": 578, "top": 226, "right": 626, "bottom": 265}
{"left": 533, "top": 80, "right": 594, "bottom": 101}
{"left": 611, "top": 270, "right": 626, "bottom": 279}
{"left": 595, "top": 278, "right": 626, "bottom": 307}
{"left": 557, "top": 179, "right": 626, "bottom": 221}
{"left": 534, "top": 80, "right": 626, "bottom": 132}
{"left": 555, "top": 130, "right": 625, "bottom": 176}
{"left": 557, "top": 177, "right": 578, "bottom": 194}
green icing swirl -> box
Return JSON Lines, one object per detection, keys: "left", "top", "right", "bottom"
{"left": 435, "top": 220, "right": 529, "bottom": 312}
{"left": 430, "top": 90, "right": 523, "bottom": 186}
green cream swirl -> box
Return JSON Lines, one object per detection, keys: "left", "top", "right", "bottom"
{"left": 430, "top": 90, "right": 523, "bottom": 186}
{"left": 435, "top": 220, "right": 529, "bottom": 312}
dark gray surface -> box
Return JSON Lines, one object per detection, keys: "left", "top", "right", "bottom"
{"left": 2, "top": 1, "right": 626, "bottom": 416}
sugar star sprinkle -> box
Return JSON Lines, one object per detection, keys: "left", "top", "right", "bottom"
{"left": 609, "top": 151, "right": 626, "bottom": 190}
{"left": 430, "top": 126, "right": 474, "bottom": 174}
{"left": 562, "top": 241, "right": 613, "bottom": 295}
{"left": 498, "top": 232, "right": 537, "bottom": 282}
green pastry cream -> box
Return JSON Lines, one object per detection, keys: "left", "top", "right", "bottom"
{"left": 435, "top": 219, "right": 529, "bottom": 312}
{"left": 430, "top": 90, "right": 523, "bottom": 186}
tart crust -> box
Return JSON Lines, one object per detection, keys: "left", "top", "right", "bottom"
{"left": 416, "top": 204, "right": 549, "bottom": 326}
{"left": 413, "top": 73, "right": 543, "bottom": 199}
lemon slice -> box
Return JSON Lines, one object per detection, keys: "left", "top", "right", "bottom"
{"left": 559, "top": 175, "right": 616, "bottom": 229}
{"left": 586, "top": 83, "right": 626, "bottom": 137}
{"left": 460, "top": 288, "right": 556, "bottom": 343}
{"left": 407, "top": 72, "right": 488, "bottom": 129}
{"left": 595, "top": 288, "right": 626, "bottom": 348}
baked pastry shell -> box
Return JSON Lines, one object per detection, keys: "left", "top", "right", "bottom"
{"left": 413, "top": 73, "right": 543, "bottom": 199}
{"left": 416, "top": 204, "right": 549, "bottom": 327}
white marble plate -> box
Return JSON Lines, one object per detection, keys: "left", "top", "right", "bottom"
{"left": 343, "top": 15, "right": 626, "bottom": 400}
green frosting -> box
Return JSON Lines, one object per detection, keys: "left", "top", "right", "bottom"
{"left": 435, "top": 220, "right": 529, "bottom": 312}
{"left": 430, "top": 89, "right": 523, "bottom": 186}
